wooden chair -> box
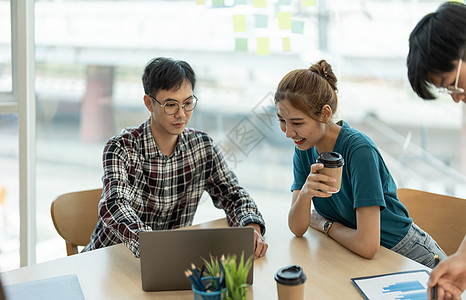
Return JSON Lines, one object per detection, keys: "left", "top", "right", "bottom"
{"left": 50, "top": 188, "right": 102, "bottom": 256}
{"left": 397, "top": 188, "right": 466, "bottom": 256}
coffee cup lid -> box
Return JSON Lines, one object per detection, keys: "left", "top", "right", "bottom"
{"left": 316, "top": 152, "right": 344, "bottom": 168}
{"left": 274, "top": 265, "right": 307, "bottom": 286}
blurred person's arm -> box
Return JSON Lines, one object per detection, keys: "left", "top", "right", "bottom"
{"left": 427, "top": 236, "right": 466, "bottom": 300}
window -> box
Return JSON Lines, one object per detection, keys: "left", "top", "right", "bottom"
{"left": 0, "top": 115, "right": 19, "bottom": 270}
{"left": 0, "top": 0, "right": 12, "bottom": 94}
{"left": 2, "top": 0, "right": 465, "bottom": 270}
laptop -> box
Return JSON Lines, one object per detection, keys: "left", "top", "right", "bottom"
{"left": 139, "top": 227, "right": 254, "bottom": 292}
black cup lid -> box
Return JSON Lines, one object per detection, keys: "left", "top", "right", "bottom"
{"left": 316, "top": 152, "right": 344, "bottom": 168}
{"left": 274, "top": 265, "right": 307, "bottom": 286}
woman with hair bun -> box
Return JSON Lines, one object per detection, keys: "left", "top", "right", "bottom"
{"left": 274, "top": 59, "right": 446, "bottom": 267}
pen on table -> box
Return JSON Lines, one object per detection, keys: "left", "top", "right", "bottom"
{"left": 431, "top": 255, "right": 440, "bottom": 300}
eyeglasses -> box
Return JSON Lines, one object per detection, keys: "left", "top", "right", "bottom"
{"left": 148, "top": 94, "right": 198, "bottom": 115}
{"left": 438, "top": 57, "right": 464, "bottom": 95}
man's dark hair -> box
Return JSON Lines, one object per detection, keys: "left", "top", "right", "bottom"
{"left": 142, "top": 57, "right": 196, "bottom": 96}
{"left": 407, "top": 1, "right": 466, "bottom": 100}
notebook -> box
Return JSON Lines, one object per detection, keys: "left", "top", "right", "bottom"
{"left": 139, "top": 227, "right": 254, "bottom": 291}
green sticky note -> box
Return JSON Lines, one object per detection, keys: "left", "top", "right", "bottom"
{"left": 278, "top": 0, "right": 292, "bottom": 4}
{"left": 196, "top": 0, "right": 205, "bottom": 4}
{"left": 233, "top": 15, "right": 247, "bottom": 32}
{"left": 256, "top": 37, "right": 270, "bottom": 55}
{"left": 235, "top": 0, "right": 247, "bottom": 4}
{"left": 302, "top": 0, "right": 316, "bottom": 6}
{"left": 255, "top": 14, "right": 268, "bottom": 28}
{"left": 277, "top": 12, "right": 292, "bottom": 30}
{"left": 235, "top": 38, "right": 248, "bottom": 51}
{"left": 291, "top": 20, "right": 304, "bottom": 34}
{"left": 212, "top": 0, "right": 224, "bottom": 6}
{"left": 282, "top": 37, "right": 291, "bottom": 52}
{"left": 253, "top": 0, "right": 267, "bottom": 8}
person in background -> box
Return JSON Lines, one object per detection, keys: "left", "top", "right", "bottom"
{"left": 83, "top": 57, "right": 268, "bottom": 259}
{"left": 274, "top": 59, "right": 447, "bottom": 267}
{"left": 407, "top": 2, "right": 466, "bottom": 299}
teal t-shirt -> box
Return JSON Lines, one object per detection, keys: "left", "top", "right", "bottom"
{"left": 291, "top": 120, "right": 412, "bottom": 248}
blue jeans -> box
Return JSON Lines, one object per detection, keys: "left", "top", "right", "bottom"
{"left": 390, "top": 223, "right": 447, "bottom": 268}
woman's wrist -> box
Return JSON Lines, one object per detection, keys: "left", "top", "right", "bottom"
{"left": 322, "top": 220, "right": 334, "bottom": 236}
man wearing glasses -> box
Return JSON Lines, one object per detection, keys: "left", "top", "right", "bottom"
{"left": 83, "top": 57, "right": 268, "bottom": 260}
{"left": 407, "top": 2, "right": 466, "bottom": 300}
{"left": 407, "top": 2, "right": 465, "bottom": 103}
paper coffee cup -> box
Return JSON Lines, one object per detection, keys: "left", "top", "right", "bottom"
{"left": 274, "top": 265, "right": 307, "bottom": 300}
{"left": 316, "top": 152, "right": 344, "bottom": 193}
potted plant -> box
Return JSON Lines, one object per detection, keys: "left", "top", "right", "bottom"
{"left": 203, "top": 252, "right": 253, "bottom": 300}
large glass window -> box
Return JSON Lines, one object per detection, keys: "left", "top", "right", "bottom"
{"left": 0, "top": 0, "right": 12, "bottom": 94}
{"left": 2, "top": 0, "right": 465, "bottom": 269}
{"left": 0, "top": 115, "right": 19, "bottom": 271}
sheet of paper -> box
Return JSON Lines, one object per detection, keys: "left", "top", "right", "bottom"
{"left": 351, "top": 270, "right": 430, "bottom": 300}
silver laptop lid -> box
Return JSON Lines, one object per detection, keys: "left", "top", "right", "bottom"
{"left": 139, "top": 227, "right": 254, "bottom": 292}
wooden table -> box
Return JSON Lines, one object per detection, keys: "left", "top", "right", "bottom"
{"left": 0, "top": 203, "right": 430, "bottom": 299}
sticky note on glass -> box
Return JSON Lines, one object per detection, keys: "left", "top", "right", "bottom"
{"left": 282, "top": 37, "right": 291, "bottom": 52}
{"left": 278, "top": 0, "right": 292, "bottom": 4}
{"left": 255, "top": 14, "right": 268, "bottom": 28}
{"left": 212, "top": 0, "right": 225, "bottom": 6}
{"left": 302, "top": 0, "right": 316, "bottom": 7}
{"left": 196, "top": 0, "right": 205, "bottom": 4}
{"left": 256, "top": 37, "right": 270, "bottom": 55}
{"left": 291, "top": 20, "right": 304, "bottom": 34}
{"left": 233, "top": 15, "right": 247, "bottom": 32}
{"left": 235, "top": 38, "right": 248, "bottom": 51}
{"left": 235, "top": 0, "right": 247, "bottom": 4}
{"left": 278, "top": 12, "right": 292, "bottom": 30}
{"left": 254, "top": 0, "right": 267, "bottom": 8}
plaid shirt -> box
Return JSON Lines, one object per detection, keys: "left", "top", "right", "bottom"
{"left": 83, "top": 118, "right": 265, "bottom": 257}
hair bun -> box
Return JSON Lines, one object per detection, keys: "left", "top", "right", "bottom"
{"left": 309, "top": 59, "right": 338, "bottom": 92}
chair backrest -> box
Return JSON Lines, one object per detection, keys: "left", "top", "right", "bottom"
{"left": 50, "top": 188, "right": 102, "bottom": 256}
{"left": 397, "top": 188, "right": 466, "bottom": 256}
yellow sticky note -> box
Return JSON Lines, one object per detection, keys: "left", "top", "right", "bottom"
{"left": 256, "top": 37, "right": 270, "bottom": 56}
{"left": 233, "top": 15, "right": 247, "bottom": 32}
{"left": 196, "top": 0, "right": 205, "bottom": 4}
{"left": 282, "top": 37, "right": 290, "bottom": 52}
{"left": 277, "top": 12, "right": 292, "bottom": 30}
{"left": 302, "top": 0, "right": 316, "bottom": 6}
{"left": 254, "top": 0, "right": 267, "bottom": 8}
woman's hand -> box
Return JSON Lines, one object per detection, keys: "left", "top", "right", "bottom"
{"left": 289, "top": 163, "right": 336, "bottom": 237}
{"left": 299, "top": 163, "right": 338, "bottom": 201}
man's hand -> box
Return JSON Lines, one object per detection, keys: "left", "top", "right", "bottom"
{"left": 427, "top": 251, "right": 466, "bottom": 300}
{"left": 246, "top": 223, "right": 268, "bottom": 260}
